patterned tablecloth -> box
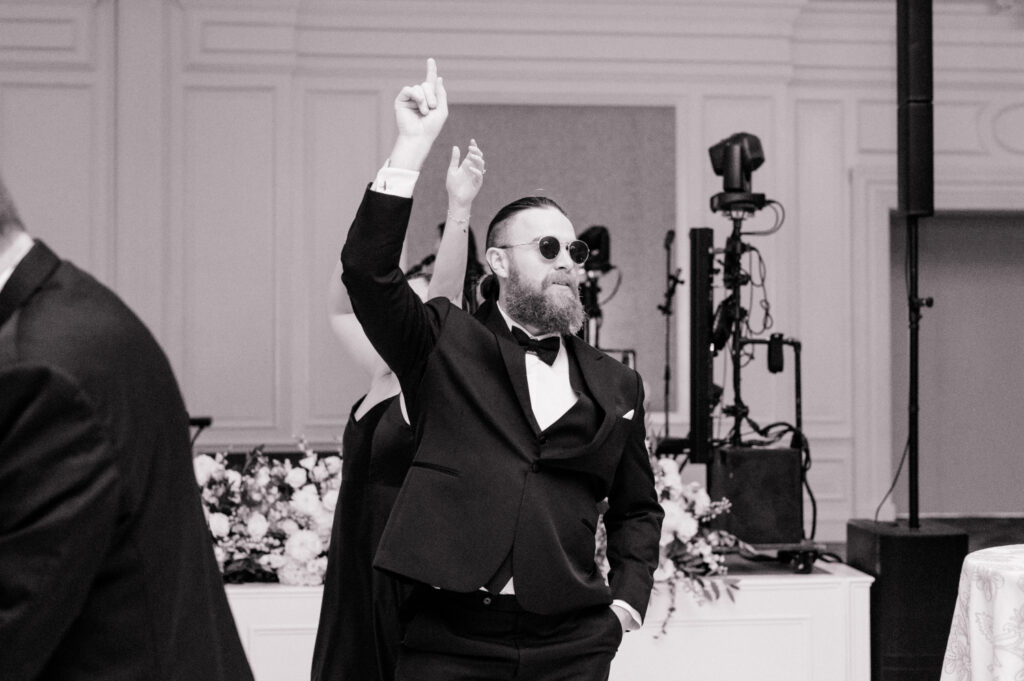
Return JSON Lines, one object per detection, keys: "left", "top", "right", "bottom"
{"left": 941, "top": 544, "right": 1024, "bottom": 681}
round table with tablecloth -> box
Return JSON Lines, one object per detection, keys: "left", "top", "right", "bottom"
{"left": 941, "top": 544, "right": 1024, "bottom": 681}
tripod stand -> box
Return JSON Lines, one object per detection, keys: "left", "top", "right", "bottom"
{"left": 716, "top": 217, "right": 759, "bottom": 445}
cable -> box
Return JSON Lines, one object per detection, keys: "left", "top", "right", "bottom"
{"left": 597, "top": 267, "right": 623, "bottom": 306}
{"left": 870, "top": 245, "right": 917, "bottom": 524}
{"left": 875, "top": 437, "right": 911, "bottom": 523}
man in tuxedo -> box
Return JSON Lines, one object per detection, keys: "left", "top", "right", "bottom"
{"left": 341, "top": 59, "right": 664, "bottom": 681}
{"left": 0, "top": 174, "right": 253, "bottom": 681}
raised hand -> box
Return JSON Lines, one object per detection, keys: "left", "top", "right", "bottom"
{"left": 390, "top": 58, "right": 448, "bottom": 171}
{"left": 446, "top": 139, "right": 485, "bottom": 210}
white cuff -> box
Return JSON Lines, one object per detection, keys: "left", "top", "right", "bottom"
{"left": 372, "top": 164, "right": 419, "bottom": 197}
{"left": 611, "top": 599, "right": 643, "bottom": 631}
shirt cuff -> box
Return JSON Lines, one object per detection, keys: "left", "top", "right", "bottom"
{"left": 372, "top": 163, "right": 419, "bottom": 198}
{"left": 611, "top": 599, "right": 643, "bottom": 631}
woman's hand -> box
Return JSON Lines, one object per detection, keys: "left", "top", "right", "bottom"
{"left": 446, "top": 139, "right": 485, "bottom": 210}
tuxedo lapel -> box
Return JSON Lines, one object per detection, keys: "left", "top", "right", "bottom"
{"left": 564, "top": 335, "right": 618, "bottom": 416}
{"left": 545, "top": 335, "right": 622, "bottom": 459}
{"left": 0, "top": 241, "right": 60, "bottom": 332}
{"left": 476, "top": 301, "right": 542, "bottom": 433}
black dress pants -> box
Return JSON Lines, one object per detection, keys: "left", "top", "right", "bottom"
{"left": 395, "top": 588, "right": 624, "bottom": 681}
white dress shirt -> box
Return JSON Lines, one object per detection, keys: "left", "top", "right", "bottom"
{"left": 0, "top": 231, "right": 35, "bottom": 294}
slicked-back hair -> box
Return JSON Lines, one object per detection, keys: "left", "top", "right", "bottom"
{"left": 484, "top": 196, "right": 568, "bottom": 249}
{"left": 480, "top": 196, "right": 569, "bottom": 301}
{"left": 0, "top": 174, "right": 24, "bottom": 236}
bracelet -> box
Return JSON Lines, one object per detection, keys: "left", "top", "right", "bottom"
{"left": 447, "top": 211, "right": 470, "bottom": 227}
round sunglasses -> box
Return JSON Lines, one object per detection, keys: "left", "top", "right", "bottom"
{"left": 494, "top": 236, "right": 590, "bottom": 265}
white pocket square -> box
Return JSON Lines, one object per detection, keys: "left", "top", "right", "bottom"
{"left": 622, "top": 409, "right": 635, "bottom": 420}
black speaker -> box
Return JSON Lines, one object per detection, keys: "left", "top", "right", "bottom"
{"left": 846, "top": 519, "right": 968, "bottom": 681}
{"left": 898, "top": 101, "right": 934, "bottom": 216}
{"left": 707, "top": 446, "right": 803, "bottom": 546}
{"left": 897, "top": 0, "right": 933, "bottom": 104}
{"left": 896, "top": 0, "right": 933, "bottom": 217}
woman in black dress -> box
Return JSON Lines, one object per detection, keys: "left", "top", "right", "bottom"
{"left": 312, "top": 139, "right": 484, "bottom": 681}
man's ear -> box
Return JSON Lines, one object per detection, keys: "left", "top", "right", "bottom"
{"left": 485, "top": 247, "right": 509, "bottom": 278}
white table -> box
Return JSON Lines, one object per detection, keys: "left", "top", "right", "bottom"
{"left": 941, "top": 544, "right": 1024, "bottom": 681}
{"left": 227, "top": 559, "right": 872, "bottom": 681}
{"left": 610, "top": 560, "right": 873, "bottom": 681}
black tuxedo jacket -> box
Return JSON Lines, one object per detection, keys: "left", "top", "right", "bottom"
{"left": 0, "top": 242, "right": 253, "bottom": 681}
{"left": 342, "top": 189, "right": 663, "bottom": 618}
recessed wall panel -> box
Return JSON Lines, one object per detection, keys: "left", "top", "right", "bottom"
{"left": 0, "top": 83, "right": 103, "bottom": 274}
{"left": 303, "top": 89, "right": 381, "bottom": 431}
{"left": 182, "top": 87, "right": 278, "bottom": 428}
{"left": 795, "top": 100, "right": 850, "bottom": 434}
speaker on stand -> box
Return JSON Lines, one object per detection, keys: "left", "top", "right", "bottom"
{"left": 846, "top": 3, "right": 968, "bottom": 679}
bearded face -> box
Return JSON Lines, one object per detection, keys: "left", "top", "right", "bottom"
{"left": 503, "top": 262, "right": 585, "bottom": 336}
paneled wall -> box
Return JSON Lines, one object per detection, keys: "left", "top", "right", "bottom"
{"left": 3, "top": 0, "right": 1023, "bottom": 539}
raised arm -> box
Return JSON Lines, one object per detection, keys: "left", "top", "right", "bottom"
{"left": 331, "top": 58, "right": 450, "bottom": 373}
{"left": 428, "top": 140, "right": 485, "bottom": 305}
{"left": 341, "top": 58, "right": 454, "bottom": 385}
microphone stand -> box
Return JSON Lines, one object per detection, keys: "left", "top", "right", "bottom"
{"left": 656, "top": 230, "right": 682, "bottom": 439}
{"left": 188, "top": 415, "right": 213, "bottom": 448}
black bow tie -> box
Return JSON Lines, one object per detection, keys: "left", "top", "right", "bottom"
{"left": 510, "top": 326, "right": 560, "bottom": 366}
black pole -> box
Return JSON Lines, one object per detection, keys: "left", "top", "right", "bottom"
{"left": 664, "top": 243, "right": 671, "bottom": 440}
{"left": 656, "top": 230, "right": 680, "bottom": 440}
{"left": 908, "top": 215, "right": 918, "bottom": 528}
{"left": 724, "top": 218, "right": 747, "bottom": 446}
{"left": 906, "top": 214, "right": 937, "bottom": 529}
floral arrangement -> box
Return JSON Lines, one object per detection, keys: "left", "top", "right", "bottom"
{"left": 595, "top": 443, "right": 745, "bottom": 626}
{"left": 193, "top": 439, "right": 342, "bottom": 586}
{"left": 651, "top": 453, "right": 745, "bottom": 606}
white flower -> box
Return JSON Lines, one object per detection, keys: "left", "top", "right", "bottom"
{"left": 306, "top": 556, "right": 329, "bottom": 581}
{"left": 284, "top": 466, "right": 308, "bottom": 489}
{"left": 299, "top": 454, "right": 318, "bottom": 471}
{"left": 682, "top": 481, "right": 712, "bottom": 516}
{"left": 258, "top": 553, "right": 287, "bottom": 570}
{"left": 277, "top": 518, "right": 300, "bottom": 536}
{"left": 321, "top": 488, "right": 339, "bottom": 512}
{"left": 675, "top": 512, "right": 700, "bottom": 543}
{"left": 255, "top": 466, "right": 271, "bottom": 487}
{"left": 208, "top": 512, "right": 231, "bottom": 538}
{"left": 653, "top": 559, "right": 677, "bottom": 582}
{"left": 193, "top": 454, "right": 219, "bottom": 487}
{"left": 225, "top": 469, "right": 242, "bottom": 491}
{"left": 312, "top": 509, "right": 335, "bottom": 544}
{"left": 284, "top": 529, "right": 323, "bottom": 563}
{"left": 290, "top": 484, "right": 322, "bottom": 517}
{"left": 309, "top": 462, "right": 329, "bottom": 483}
{"left": 659, "top": 503, "right": 685, "bottom": 546}
{"left": 277, "top": 557, "right": 326, "bottom": 586}
{"left": 658, "top": 457, "right": 683, "bottom": 489}
{"left": 247, "top": 511, "right": 269, "bottom": 540}
{"left": 322, "top": 456, "right": 342, "bottom": 476}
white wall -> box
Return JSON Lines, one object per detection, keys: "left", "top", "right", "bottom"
{"left": 2, "top": 0, "right": 1023, "bottom": 539}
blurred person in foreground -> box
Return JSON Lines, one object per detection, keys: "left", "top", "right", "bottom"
{"left": 340, "top": 58, "right": 663, "bottom": 681}
{"left": 0, "top": 172, "right": 253, "bottom": 681}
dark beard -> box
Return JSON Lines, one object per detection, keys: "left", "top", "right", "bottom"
{"left": 504, "top": 267, "right": 586, "bottom": 336}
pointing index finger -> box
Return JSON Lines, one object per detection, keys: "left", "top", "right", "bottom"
{"left": 424, "top": 58, "right": 438, "bottom": 108}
